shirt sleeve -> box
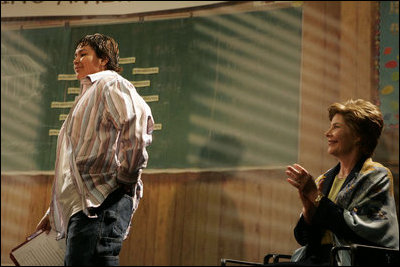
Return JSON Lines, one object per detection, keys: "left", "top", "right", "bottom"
{"left": 294, "top": 214, "right": 321, "bottom": 246}
{"left": 104, "top": 78, "right": 154, "bottom": 185}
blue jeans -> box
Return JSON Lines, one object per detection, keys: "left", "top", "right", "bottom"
{"left": 65, "top": 188, "right": 134, "bottom": 266}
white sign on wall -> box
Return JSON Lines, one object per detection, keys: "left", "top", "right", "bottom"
{"left": 1, "top": 1, "right": 225, "bottom": 18}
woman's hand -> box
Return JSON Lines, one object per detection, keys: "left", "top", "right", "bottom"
{"left": 286, "top": 163, "right": 319, "bottom": 203}
{"left": 286, "top": 164, "right": 326, "bottom": 224}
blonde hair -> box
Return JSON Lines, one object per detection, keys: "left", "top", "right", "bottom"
{"left": 328, "top": 99, "right": 384, "bottom": 158}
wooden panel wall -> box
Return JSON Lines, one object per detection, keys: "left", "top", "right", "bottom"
{"left": 1, "top": 175, "right": 53, "bottom": 265}
{"left": 2, "top": 1, "right": 398, "bottom": 266}
{"left": 1, "top": 170, "right": 302, "bottom": 266}
{"left": 119, "top": 170, "right": 302, "bottom": 266}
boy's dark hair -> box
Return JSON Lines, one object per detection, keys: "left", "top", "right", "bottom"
{"left": 76, "top": 33, "right": 122, "bottom": 73}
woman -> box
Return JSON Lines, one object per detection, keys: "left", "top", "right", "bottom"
{"left": 286, "top": 99, "right": 399, "bottom": 265}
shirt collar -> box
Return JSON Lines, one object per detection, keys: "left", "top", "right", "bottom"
{"left": 86, "top": 70, "right": 115, "bottom": 83}
{"left": 323, "top": 156, "right": 369, "bottom": 195}
{"left": 79, "top": 70, "right": 115, "bottom": 94}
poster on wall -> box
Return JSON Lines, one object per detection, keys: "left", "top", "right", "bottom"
{"left": 379, "top": 1, "right": 399, "bottom": 128}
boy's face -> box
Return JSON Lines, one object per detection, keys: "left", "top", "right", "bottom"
{"left": 73, "top": 44, "right": 108, "bottom": 80}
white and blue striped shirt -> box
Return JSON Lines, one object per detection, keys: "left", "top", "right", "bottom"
{"left": 49, "top": 70, "right": 153, "bottom": 240}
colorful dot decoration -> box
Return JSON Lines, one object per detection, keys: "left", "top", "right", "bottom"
{"left": 378, "top": 1, "right": 399, "bottom": 128}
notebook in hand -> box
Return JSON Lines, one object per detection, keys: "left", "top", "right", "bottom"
{"left": 10, "top": 230, "right": 66, "bottom": 266}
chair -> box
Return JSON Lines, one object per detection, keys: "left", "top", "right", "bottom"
{"left": 330, "top": 243, "right": 399, "bottom": 266}
{"left": 220, "top": 253, "right": 291, "bottom": 266}
{"left": 221, "top": 244, "right": 399, "bottom": 266}
{"left": 220, "top": 258, "right": 265, "bottom": 266}
{"left": 263, "top": 253, "right": 292, "bottom": 264}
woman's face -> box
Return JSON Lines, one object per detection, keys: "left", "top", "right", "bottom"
{"left": 325, "top": 113, "right": 360, "bottom": 158}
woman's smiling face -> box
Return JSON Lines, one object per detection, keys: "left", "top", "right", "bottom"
{"left": 325, "top": 113, "right": 360, "bottom": 158}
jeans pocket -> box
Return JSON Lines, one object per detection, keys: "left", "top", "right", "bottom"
{"left": 97, "top": 236, "right": 123, "bottom": 258}
{"left": 100, "top": 195, "right": 133, "bottom": 238}
{"left": 117, "top": 195, "right": 134, "bottom": 233}
{"left": 97, "top": 211, "right": 124, "bottom": 259}
{"left": 102, "top": 210, "right": 124, "bottom": 238}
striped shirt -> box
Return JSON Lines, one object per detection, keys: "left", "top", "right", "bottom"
{"left": 49, "top": 70, "right": 154, "bottom": 240}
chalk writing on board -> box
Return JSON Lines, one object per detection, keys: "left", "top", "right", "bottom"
{"left": 67, "top": 87, "right": 80, "bottom": 94}
{"left": 59, "top": 114, "right": 68, "bottom": 121}
{"left": 130, "top": 80, "right": 151, "bottom": 87}
{"left": 50, "top": 101, "right": 74, "bottom": 108}
{"left": 119, "top": 57, "right": 136, "bottom": 64}
{"left": 49, "top": 129, "right": 60, "bottom": 136}
{"left": 142, "top": 95, "right": 159, "bottom": 103}
{"left": 133, "top": 67, "right": 159, "bottom": 74}
{"left": 153, "top": 123, "right": 162, "bottom": 130}
{"left": 57, "top": 74, "right": 76, "bottom": 80}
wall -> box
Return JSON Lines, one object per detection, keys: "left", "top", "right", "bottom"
{"left": 1, "top": 1, "right": 398, "bottom": 266}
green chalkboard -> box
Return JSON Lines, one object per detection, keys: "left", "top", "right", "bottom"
{"left": 1, "top": 6, "right": 303, "bottom": 172}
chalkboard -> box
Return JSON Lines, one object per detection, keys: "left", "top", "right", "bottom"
{"left": 1, "top": 6, "right": 303, "bottom": 172}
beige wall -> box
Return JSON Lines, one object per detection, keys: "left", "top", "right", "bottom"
{"left": 1, "top": 1, "right": 398, "bottom": 266}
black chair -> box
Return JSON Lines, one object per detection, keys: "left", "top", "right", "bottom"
{"left": 221, "top": 244, "right": 399, "bottom": 266}
{"left": 221, "top": 253, "right": 291, "bottom": 266}
{"left": 330, "top": 243, "right": 399, "bottom": 266}
{"left": 264, "top": 253, "right": 292, "bottom": 264}
{"left": 220, "top": 258, "right": 265, "bottom": 266}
